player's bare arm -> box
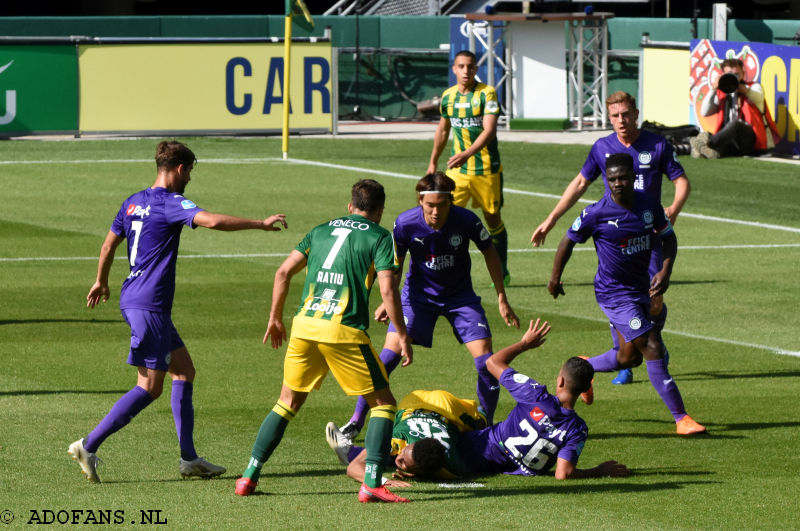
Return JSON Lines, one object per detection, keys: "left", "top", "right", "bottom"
{"left": 264, "top": 250, "right": 307, "bottom": 348}
{"left": 378, "top": 269, "right": 413, "bottom": 366}
{"left": 554, "top": 457, "right": 629, "bottom": 480}
{"left": 481, "top": 246, "right": 519, "bottom": 327}
{"left": 664, "top": 175, "right": 690, "bottom": 225}
{"left": 485, "top": 318, "right": 551, "bottom": 380}
{"left": 649, "top": 232, "right": 677, "bottom": 298}
{"left": 374, "top": 256, "right": 405, "bottom": 323}
{"left": 548, "top": 236, "right": 575, "bottom": 298}
{"left": 427, "top": 117, "right": 451, "bottom": 175}
{"left": 531, "top": 173, "right": 591, "bottom": 247}
{"left": 87, "top": 231, "right": 125, "bottom": 308}
{"left": 193, "top": 211, "right": 287, "bottom": 231}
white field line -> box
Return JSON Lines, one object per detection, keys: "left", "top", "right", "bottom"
{"left": 3, "top": 243, "right": 799, "bottom": 263}
{"left": 4, "top": 155, "right": 799, "bottom": 234}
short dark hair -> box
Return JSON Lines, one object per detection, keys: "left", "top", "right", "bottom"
{"left": 350, "top": 179, "right": 385, "bottom": 213}
{"left": 606, "top": 152, "right": 634, "bottom": 173}
{"left": 416, "top": 172, "right": 455, "bottom": 200}
{"left": 410, "top": 438, "right": 447, "bottom": 477}
{"left": 155, "top": 141, "right": 196, "bottom": 171}
{"left": 721, "top": 58, "right": 744, "bottom": 70}
{"left": 454, "top": 50, "right": 477, "bottom": 63}
{"left": 562, "top": 356, "right": 595, "bottom": 395}
{"left": 606, "top": 91, "right": 637, "bottom": 110}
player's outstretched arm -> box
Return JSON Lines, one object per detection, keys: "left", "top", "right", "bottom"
{"left": 263, "top": 250, "right": 307, "bottom": 348}
{"left": 531, "top": 174, "right": 591, "bottom": 247}
{"left": 193, "top": 211, "right": 287, "bottom": 231}
{"left": 555, "top": 458, "right": 629, "bottom": 480}
{"left": 87, "top": 231, "right": 124, "bottom": 308}
{"left": 485, "top": 318, "right": 551, "bottom": 380}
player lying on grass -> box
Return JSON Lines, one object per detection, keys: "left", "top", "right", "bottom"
{"left": 327, "top": 319, "right": 629, "bottom": 483}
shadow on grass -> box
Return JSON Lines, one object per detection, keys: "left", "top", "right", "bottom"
{"left": 678, "top": 369, "right": 800, "bottom": 381}
{"left": 0, "top": 318, "right": 120, "bottom": 325}
{"left": 504, "top": 278, "right": 725, "bottom": 290}
{"left": 590, "top": 418, "right": 800, "bottom": 440}
{"left": 0, "top": 389, "right": 129, "bottom": 396}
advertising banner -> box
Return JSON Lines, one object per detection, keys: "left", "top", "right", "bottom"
{"left": 690, "top": 39, "right": 800, "bottom": 153}
{"left": 78, "top": 42, "right": 332, "bottom": 134}
{"left": 0, "top": 45, "right": 78, "bottom": 135}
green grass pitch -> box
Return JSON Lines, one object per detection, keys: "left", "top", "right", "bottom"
{"left": 1, "top": 136, "right": 799, "bottom": 529}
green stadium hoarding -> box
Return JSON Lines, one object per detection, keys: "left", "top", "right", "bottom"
{"left": 0, "top": 45, "right": 78, "bottom": 135}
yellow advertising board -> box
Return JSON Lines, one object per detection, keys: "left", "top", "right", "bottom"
{"left": 78, "top": 42, "right": 332, "bottom": 133}
{"left": 641, "top": 47, "right": 690, "bottom": 126}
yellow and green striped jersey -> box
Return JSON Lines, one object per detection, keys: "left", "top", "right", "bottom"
{"left": 291, "top": 214, "right": 398, "bottom": 343}
{"left": 440, "top": 82, "right": 502, "bottom": 176}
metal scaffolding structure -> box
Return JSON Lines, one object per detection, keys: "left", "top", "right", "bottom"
{"left": 567, "top": 16, "right": 611, "bottom": 130}
{"left": 464, "top": 12, "right": 613, "bottom": 131}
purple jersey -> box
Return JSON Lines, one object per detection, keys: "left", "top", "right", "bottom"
{"left": 567, "top": 192, "right": 672, "bottom": 306}
{"left": 457, "top": 368, "right": 588, "bottom": 476}
{"left": 394, "top": 205, "right": 492, "bottom": 305}
{"left": 110, "top": 187, "right": 204, "bottom": 312}
{"left": 581, "top": 130, "right": 685, "bottom": 201}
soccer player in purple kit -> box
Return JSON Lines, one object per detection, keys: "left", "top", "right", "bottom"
{"left": 327, "top": 319, "right": 629, "bottom": 481}
{"left": 68, "top": 140, "right": 287, "bottom": 483}
{"left": 547, "top": 153, "right": 706, "bottom": 435}
{"left": 532, "top": 91, "right": 690, "bottom": 386}
{"left": 338, "top": 172, "right": 519, "bottom": 441}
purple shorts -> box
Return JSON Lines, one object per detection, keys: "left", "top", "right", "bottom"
{"left": 121, "top": 309, "right": 184, "bottom": 371}
{"left": 599, "top": 300, "right": 653, "bottom": 344}
{"left": 388, "top": 300, "right": 491, "bottom": 348}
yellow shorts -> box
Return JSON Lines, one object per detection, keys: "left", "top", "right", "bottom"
{"left": 398, "top": 389, "right": 487, "bottom": 432}
{"left": 283, "top": 335, "right": 389, "bottom": 396}
{"left": 446, "top": 170, "right": 503, "bottom": 215}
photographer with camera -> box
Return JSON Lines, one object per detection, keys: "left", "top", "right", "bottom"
{"left": 692, "top": 58, "right": 780, "bottom": 158}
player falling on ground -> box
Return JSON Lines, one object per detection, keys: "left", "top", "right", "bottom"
{"left": 547, "top": 153, "right": 705, "bottom": 435}
{"left": 428, "top": 50, "right": 511, "bottom": 285}
{"left": 338, "top": 172, "right": 518, "bottom": 442}
{"left": 328, "top": 319, "right": 629, "bottom": 482}
{"left": 531, "top": 91, "right": 690, "bottom": 386}
{"left": 235, "top": 179, "right": 413, "bottom": 503}
{"left": 70, "top": 140, "right": 287, "bottom": 483}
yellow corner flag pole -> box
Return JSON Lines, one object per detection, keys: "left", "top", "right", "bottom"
{"left": 282, "top": 0, "right": 314, "bottom": 160}
{"left": 282, "top": 13, "right": 292, "bottom": 160}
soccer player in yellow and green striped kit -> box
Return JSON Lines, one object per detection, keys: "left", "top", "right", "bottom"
{"left": 428, "top": 50, "right": 510, "bottom": 285}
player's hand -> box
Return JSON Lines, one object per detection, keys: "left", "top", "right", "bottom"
{"left": 374, "top": 303, "right": 389, "bottom": 323}
{"left": 547, "top": 279, "right": 565, "bottom": 299}
{"left": 398, "top": 334, "right": 413, "bottom": 367}
{"left": 385, "top": 478, "right": 413, "bottom": 488}
{"left": 520, "top": 318, "right": 550, "bottom": 350}
{"left": 86, "top": 281, "right": 110, "bottom": 308}
{"left": 426, "top": 162, "right": 437, "bottom": 175}
{"left": 649, "top": 272, "right": 670, "bottom": 298}
{"left": 664, "top": 206, "right": 678, "bottom": 226}
{"left": 391, "top": 468, "right": 415, "bottom": 481}
{"left": 262, "top": 214, "right": 287, "bottom": 231}
{"left": 446, "top": 151, "right": 469, "bottom": 170}
{"left": 263, "top": 317, "right": 287, "bottom": 348}
{"left": 498, "top": 294, "right": 520, "bottom": 328}
{"left": 597, "top": 460, "right": 630, "bottom": 478}
{"left": 530, "top": 219, "right": 554, "bottom": 247}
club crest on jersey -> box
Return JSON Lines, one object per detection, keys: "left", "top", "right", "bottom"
{"left": 638, "top": 151, "right": 652, "bottom": 165}
{"left": 180, "top": 199, "right": 196, "bottom": 210}
{"left": 126, "top": 204, "right": 151, "bottom": 218}
{"left": 449, "top": 234, "right": 463, "bottom": 248}
{"left": 629, "top": 318, "right": 642, "bottom": 330}
{"left": 571, "top": 216, "right": 582, "bottom": 231}
{"left": 642, "top": 210, "right": 654, "bottom": 225}
{"left": 480, "top": 227, "right": 490, "bottom": 241}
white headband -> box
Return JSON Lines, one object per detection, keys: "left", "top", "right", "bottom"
{"left": 419, "top": 190, "right": 451, "bottom": 195}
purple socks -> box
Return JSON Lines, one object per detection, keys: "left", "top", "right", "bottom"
{"left": 474, "top": 352, "right": 498, "bottom": 425}
{"left": 171, "top": 380, "right": 198, "bottom": 461}
{"left": 587, "top": 349, "right": 621, "bottom": 372}
{"left": 645, "top": 358, "right": 686, "bottom": 421}
{"left": 84, "top": 385, "right": 153, "bottom": 453}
